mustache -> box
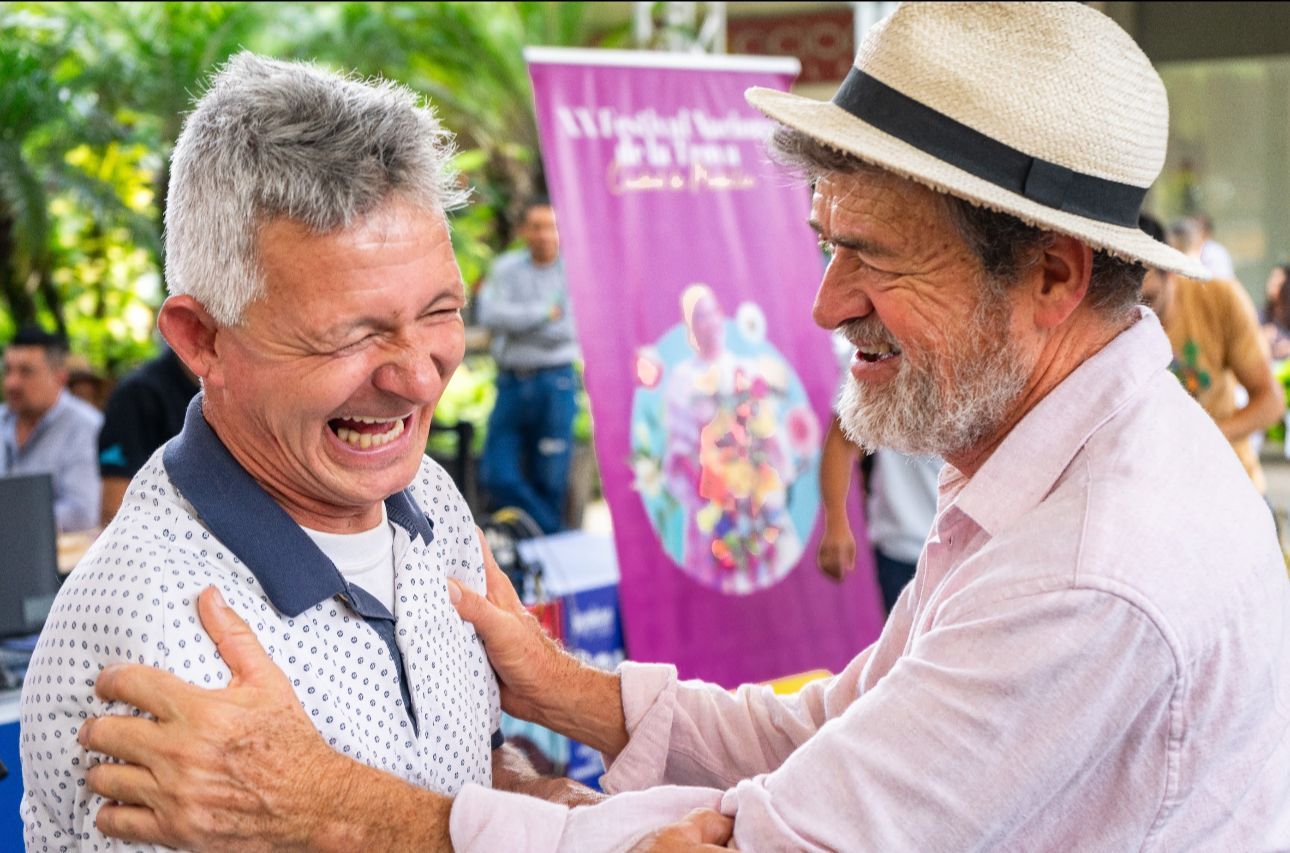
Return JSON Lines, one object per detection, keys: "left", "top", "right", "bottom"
{"left": 838, "top": 316, "right": 900, "bottom": 350}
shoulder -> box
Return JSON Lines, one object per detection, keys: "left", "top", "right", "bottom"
{"left": 59, "top": 394, "right": 103, "bottom": 429}
{"left": 1179, "top": 275, "right": 1252, "bottom": 314}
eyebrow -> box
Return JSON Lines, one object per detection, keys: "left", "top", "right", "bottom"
{"left": 808, "top": 218, "right": 898, "bottom": 259}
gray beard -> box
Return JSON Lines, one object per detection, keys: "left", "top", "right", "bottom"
{"left": 836, "top": 293, "right": 1030, "bottom": 458}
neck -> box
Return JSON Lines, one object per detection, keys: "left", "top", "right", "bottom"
{"left": 14, "top": 399, "right": 56, "bottom": 446}
{"left": 945, "top": 308, "right": 1132, "bottom": 478}
{"left": 203, "top": 400, "right": 385, "bottom": 534}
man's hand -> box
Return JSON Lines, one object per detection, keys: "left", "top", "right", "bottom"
{"left": 628, "top": 809, "right": 734, "bottom": 851}
{"left": 451, "top": 528, "right": 629, "bottom": 756}
{"left": 817, "top": 519, "right": 857, "bottom": 581}
{"left": 79, "top": 587, "right": 450, "bottom": 852}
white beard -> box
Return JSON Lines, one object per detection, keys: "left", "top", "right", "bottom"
{"left": 836, "top": 292, "right": 1030, "bottom": 458}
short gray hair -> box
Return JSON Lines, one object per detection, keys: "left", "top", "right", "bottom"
{"left": 769, "top": 128, "right": 1144, "bottom": 317}
{"left": 165, "top": 52, "right": 468, "bottom": 325}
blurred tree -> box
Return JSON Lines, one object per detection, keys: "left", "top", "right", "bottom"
{"left": 0, "top": 1, "right": 610, "bottom": 375}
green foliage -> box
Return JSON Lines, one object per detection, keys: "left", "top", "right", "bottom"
{"left": 0, "top": 1, "right": 604, "bottom": 376}
{"left": 1267, "top": 359, "right": 1290, "bottom": 444}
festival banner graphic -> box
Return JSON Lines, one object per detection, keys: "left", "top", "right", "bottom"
{"left": 527, "top": 49, "right": 885, "bottom": 686}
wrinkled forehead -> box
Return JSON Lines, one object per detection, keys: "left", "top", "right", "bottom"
{"left": 810, "top": 169, "right": 963, "bottom": 264}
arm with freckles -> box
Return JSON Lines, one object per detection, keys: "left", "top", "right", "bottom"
{"left": 81, "top": 588, "right": 730, "bottom": 852}
{"left": 449, "top": 533, "right": 877, "bottom": 793}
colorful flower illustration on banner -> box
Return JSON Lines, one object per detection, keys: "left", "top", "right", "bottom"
{"left": 629, "top": 284, "right": 822, "bottom": 595}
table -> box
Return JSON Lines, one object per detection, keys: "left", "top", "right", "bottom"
{"left": 1, "top": 688, "right": 23, "bottom": 848}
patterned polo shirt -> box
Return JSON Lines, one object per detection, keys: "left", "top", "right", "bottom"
{"left": 21, "top": 395, "right": 501, "bottom": 852}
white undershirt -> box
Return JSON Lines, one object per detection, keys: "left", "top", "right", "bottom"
{"left": 301, "top": 505, "right": 397, "bottom": 613}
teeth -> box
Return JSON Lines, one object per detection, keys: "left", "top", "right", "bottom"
{"left": 334, "top": 417, "right": 406, "bottom": 449}
{"left": 857, "top": 343, "right": 899, "bottom": 356}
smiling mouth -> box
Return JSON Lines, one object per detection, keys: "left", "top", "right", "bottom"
{"left": 856, "top": 343, "right": 902, "bottom": 363}
{"left": 328, "top": 415, "right": 410, "bottom": 449}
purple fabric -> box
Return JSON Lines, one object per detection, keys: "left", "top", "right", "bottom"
{"left": 529, "top": 55, "right": 883, "bottom": 687}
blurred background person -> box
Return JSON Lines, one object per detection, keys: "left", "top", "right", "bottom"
{"left": 0, "top": 325, "right": 102, "bottom": 531}
{"left": 1261, "top": 263, "right": 1290, "bottom": 360}
{"left": 1196, "top": 212, "right": 1237, "bottom": 280}
{"left": 64, "top": 354, "right": 110, "bottom": 410}
{"left": 476, "top": 196, "right": 579, "bottom": 534}
{"left": 1142, "top": 215, "right": 1285, "bottom": 496}
{"left": 97, "top": 344, "right": 200, "bottom": 525}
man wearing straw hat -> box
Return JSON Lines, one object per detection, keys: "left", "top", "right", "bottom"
{"left": 77, "top": 3, "right": 1290, "bottom": 850}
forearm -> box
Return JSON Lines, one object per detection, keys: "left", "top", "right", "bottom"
{"left": 1220, "top": 383, "right": 1285, "bottom": 442}
{"left": 308, "top": 754, "right": 453, "bottom": 853}
{"left": 477, "top": 290, "right": 553, "bottom": 333}
{"left": 820, "top": 416, "right": 859, "bottom": 523}
{"left": 101, "top": 476, "right": 130, "bottom": 527}
{"left": 522, "top": 662, "right": 629, "bottom": 758}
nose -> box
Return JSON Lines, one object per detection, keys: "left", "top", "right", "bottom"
{"left": 371, "top": 340, "right": 443, "bottom": 404}
{"left": 811, "top": 256, "right": 874, "bottom": 330}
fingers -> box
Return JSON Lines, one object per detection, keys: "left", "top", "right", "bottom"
{"left": 449, "top": 575, "right": 512, "bottom": 642}
{"left": 94, "top": 664, "right": 189, "bottom": 721}
{"left": 684, "top": 808, "right": 734, "bottom": 845}
{"left": 96, "top": 803, "right": 170, "bottom": 848}
{"left": 78, "top": 715, "right": 165, "bottom": 768}
{"left": 196, "top": 586, "right": 290, "bottom": 692}
{"left": 817, "top": 545, "right": 845, "bottom": 582}
{"left": 85, "top": 761, "right": 158, "bottom": 807}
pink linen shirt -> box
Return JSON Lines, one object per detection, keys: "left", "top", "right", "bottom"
{"left": 450, "top": 309, "right": 1290, "bottom": 851}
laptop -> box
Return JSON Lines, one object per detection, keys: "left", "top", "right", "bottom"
{"left": 0, "top": 473, "right": 60, "bottom": 640}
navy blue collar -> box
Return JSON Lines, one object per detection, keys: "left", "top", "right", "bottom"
{"left": 163, "top": 394, "right": 434, "bottom": 618}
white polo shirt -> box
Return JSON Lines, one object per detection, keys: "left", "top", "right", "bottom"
{"left": 21, "top": 395, "right": 501, "bottom": 851}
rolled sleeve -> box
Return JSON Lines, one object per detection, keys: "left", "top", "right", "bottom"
{"left": 449, "top": 782, "right": 725, "bottom": 852}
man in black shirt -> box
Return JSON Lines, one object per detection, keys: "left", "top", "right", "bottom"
{"left": 97, "top": 346, "right": 199, "bottom": 524}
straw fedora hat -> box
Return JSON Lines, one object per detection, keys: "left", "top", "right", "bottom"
{"left": 746, "top": 2, "right": 1209, "bottom": 280}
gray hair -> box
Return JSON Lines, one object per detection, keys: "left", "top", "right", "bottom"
{"left": 769, "top": 128, "right": 1144, "bottom": 317}
{"left": 165, "top": 52, "right": 469, "bottom": 325}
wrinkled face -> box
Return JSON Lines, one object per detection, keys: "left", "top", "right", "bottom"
{"left": 810, "top": 172, "right": 1031, "bottom": 457}
{"left": 2, "top": 345, "right": 66, "bottom": 421}
{"left": 205, "top": 197, "right": 466, "bottom": 529}
{"left": 519, "top": 205, "right": 560, "bottom": 266}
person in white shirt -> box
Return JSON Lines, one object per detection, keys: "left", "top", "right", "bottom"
{"left": 21, "top": 51, "right": 590, "bottom": 852}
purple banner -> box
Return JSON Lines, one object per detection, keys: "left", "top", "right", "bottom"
{"left": 528, "top": 50, "right": 883, "bottom": 687}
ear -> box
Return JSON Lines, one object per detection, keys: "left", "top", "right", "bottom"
{"left": 157, "top": 295, "right": 223, "bottom": 388}
{"left": 1031, "top": 234, "right": 1094, "bottom": 330}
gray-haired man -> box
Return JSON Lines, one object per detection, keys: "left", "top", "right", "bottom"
{"left": 76, "top": 5, "right": 1290, "bottom": 851}
{"left": 20, "top": 53, "right": 594, "bottom": 852}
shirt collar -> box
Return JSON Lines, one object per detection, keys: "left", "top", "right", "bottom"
{"left": 162, "top": 394, "right": 434, "bottom": 618}
{"left": 950, "top": 307, "right": 1172, "bottom": 537}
